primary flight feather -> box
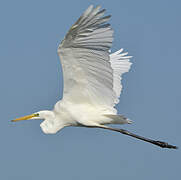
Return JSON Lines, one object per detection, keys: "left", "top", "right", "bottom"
{"left": 12, "top": 5, "right": 177, "bottom": 149}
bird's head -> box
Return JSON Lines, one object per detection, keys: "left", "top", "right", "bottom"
{"left": 12, "top": 110, "right": 54, "bottom": 122}
{"left": 12, "top": 110, "right": 64, "bottom": 134}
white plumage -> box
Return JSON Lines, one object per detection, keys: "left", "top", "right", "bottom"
{"left": 110, "top": 49, "right": 132, "bottom": 104}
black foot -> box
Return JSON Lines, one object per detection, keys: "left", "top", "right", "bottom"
{"left": 155, "top": 141, "right": 178, "bottom": 149}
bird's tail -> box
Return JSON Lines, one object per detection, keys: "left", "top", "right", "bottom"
{"left": 103, "top": 114, "right": 132, "bottom": 125}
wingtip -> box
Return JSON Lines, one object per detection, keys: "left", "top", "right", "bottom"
{"left": 95, "top": 5, "right": 101, "bottom": 9}
{"left": 88, "top": 4, "right": 94, "bottom": 8}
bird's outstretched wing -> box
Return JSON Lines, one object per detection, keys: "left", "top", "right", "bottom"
{"left": 58, "top": 5, "right": 116, "bottom": 106}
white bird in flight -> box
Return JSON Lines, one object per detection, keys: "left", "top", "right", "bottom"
{"left": 12, "top": 5, "right": 177, "bottom": 149}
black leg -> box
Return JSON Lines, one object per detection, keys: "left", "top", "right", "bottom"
{"left": 96, "top": 125, "right": 178, "bottom": 149}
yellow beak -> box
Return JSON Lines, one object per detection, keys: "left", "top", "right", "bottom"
{"left": 11, "top": 114, "right": 39, "bottom": 122}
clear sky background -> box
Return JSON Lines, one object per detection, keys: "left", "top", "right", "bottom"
{"left": 0, "top": 0, "right": 180, "bottom": 179}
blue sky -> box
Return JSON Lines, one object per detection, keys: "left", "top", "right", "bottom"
{"left": 0, "top": 0, "right": 180, "bottom": 179}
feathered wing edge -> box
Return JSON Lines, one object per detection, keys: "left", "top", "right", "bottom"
{"left": 110, "top": 49, "right": 132, "bottom": 105}
{"left": 59, "top": 5, "right": 113, "bottom": 51}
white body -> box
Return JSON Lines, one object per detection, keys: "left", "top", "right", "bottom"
{"left": 40, "top": 48, "right": 132, "bottom": 134}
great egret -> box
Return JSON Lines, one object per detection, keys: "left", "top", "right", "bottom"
{"left": 12, "top": 5, "right": 177, "bottom": 149}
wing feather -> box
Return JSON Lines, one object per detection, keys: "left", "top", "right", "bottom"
{"left": 110, "top": 49, "right": 132, "bottom": 104}
{"left": 58, "top": 5, "right": 116, "bottom": 106}
{"left": 57, "top": 5, "right": 132, "bottom": 107}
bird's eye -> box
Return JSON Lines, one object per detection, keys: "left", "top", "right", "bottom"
{"left": 35, "top": 113, "right": 39, "bottom": 117}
